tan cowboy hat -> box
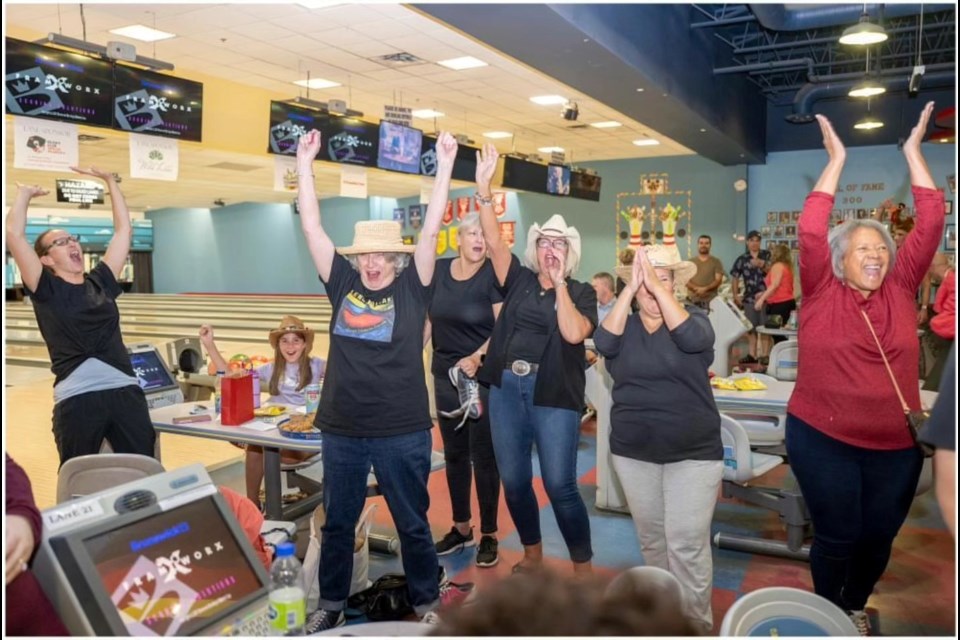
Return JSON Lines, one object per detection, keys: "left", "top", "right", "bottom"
{"left": 339, "top": 220, "right": 415, "bottom": 255}
{"left": 524, "top": 214, "right": 581, "bottom": 276}
{"left": 268, "top": 315, "right": 315, "bottom": 352}
{"left": 615, "top": 244, "right": 697, "bottom": 291}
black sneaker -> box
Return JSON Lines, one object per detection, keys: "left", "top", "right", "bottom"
{"left": 435, "top": 526, "right": 475, "bottom": 555}
{"left": 475, "top": 536, "right": 499, "bottom": 567}
{"left": 438, "top": 367, "right": 483, "bottom": 430}
{"left": 304, "top": 609, "right": 345, "bottom": 634}
{"left": 739, "top": 355, "right": 759, "bottom": 364}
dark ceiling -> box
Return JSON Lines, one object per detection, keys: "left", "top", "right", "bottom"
{"left": 416, "top": 3, "right": 956, "bottom": 165}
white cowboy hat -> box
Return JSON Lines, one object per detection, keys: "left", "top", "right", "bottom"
{"left": 615, "top": 244, "right": 697, "bottom": 291}
{"left": 338, "top": 220, "right": 415, "bottom": 255}
{"left": 524, "top": 214, "right": 581, "bottom": 277}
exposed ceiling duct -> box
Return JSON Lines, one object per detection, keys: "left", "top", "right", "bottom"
{"left": 749, "top": 3, "right": 938, "bottom": 32}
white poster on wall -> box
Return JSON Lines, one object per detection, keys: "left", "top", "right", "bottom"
{"left": 420, "top": 177, "right": 433, "bottom": 205}
{"left": 274, "top": 155, "right": 299, "bottom": 192}
{"left": 340, "top": 164, "right": 368, "bottom": 199}
{"left": 129, "top": 133, "right": 179, "bottom": 181}
{"left": 13, "top": 116, "right": 78, "bottom": 172}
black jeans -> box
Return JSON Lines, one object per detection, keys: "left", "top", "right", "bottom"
{"left": 434, "top": 377, "right": 501, "bottom": 534}
{"left": 52, "top": 385, "right": 156, "bottom": 466}
{"left": 786, "top": 414, "right": 923, "bottom": 611}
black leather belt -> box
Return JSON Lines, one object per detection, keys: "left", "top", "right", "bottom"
{"left": 506, "top": 360, "right": 539, "bottom": 376}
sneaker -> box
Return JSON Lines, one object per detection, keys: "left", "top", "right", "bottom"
{"left": 739, "top": 355, "right": 759, "bottom": 364}
{"left": 439, "top": 579, "right": 476, "bottom": 608}
{"left": 435, "top": 526, "right": 475, "bottom": 556}
{"left": 304, "top": 609, "right": 345, "bottom": 634}
{"left": 420, "top": 610, "right": 441, "bottom": 625}
{"left": 438, "top": 367, "right": 482, "bottom": 430}
{"left": 847, "top": 610, "right": 870, "bottom": 636}
{"left": 475, "top": 536, "right": 499, "bottom": 568}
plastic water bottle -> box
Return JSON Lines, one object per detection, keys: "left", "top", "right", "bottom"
{"left": 268, "top": 543, "right": 306, "bottom": 635}
{"left": 214, "top": 370, "right": 225, "bottom": 415}
{"left": 251, "top": 371, "right": 261, "bottom": 409}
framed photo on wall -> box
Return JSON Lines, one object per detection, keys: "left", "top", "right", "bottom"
{"left": 945, "top": 223, "right": 956, "bottom": 252}
{"left": 946, "top": 200, "right": 953, "bottom": 215}
{"left": 767, "top": 211, "right": 777, "bottom": 223}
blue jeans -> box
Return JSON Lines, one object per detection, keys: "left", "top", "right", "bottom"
{"left": 317, "top": 430, "right": 439, "bottom": 615}
{"left": 786, "top": 414, "right": 923, "bottom": 611}
{"left": 488, "top": 371, "right": 593, "bottom": 563}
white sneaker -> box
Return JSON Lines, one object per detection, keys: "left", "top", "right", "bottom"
{"left": 847, "top": 610, "right": 870, "bottom": 636}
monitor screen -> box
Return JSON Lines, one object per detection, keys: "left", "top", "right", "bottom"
{"left": 420, "top": 136, "right": 479, "bottom": 182}
{"left": 64, "top": 495, "right": 266, "bottom": 636}
{"left": 322, "top": 115, "right": 378, "bottom": 167}
{"left": 113, "top": 65, "right": 203, "bottom": 141}
{"left": 546, "top": 164, "right": 571, "bottom": 196}
{"left": 377, "top": 121, "right": 422, "bottom": 174}
{"left": 129, "top": 348, "right": 178, "bottom": 393}
{"left": 570, "top": 170, "right": 602, "bottom": 202}
{"left": 5, "top": 37, "right": 114, "bottom": 127}
{"left": 502, "top": 156, "right": 549, "bottom": 194}
{"left": 267, "top": 100, "right": 328, "bottom": 156}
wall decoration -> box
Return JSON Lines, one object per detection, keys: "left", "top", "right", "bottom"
{"left": 945, "top": 223, "right": 956, "bottom": 252}
{"left": 130, "top": 132, "right": 179, "bottom": 181}
{"left": 761, "top": 226, "right": 771, "bottom": 237}
{"left": 767, "top": 212, "right": 777, "bottom": 223}
{"left": 442, "top": 200, "right": 454, "bottom": 225}
{"left": 393, "top": 207, "right": 406, "bottom": 225}
{"left": 13, "top": 116, "right": 78, "bottom": 171}
{"left": 408, "top": 204, "right": 422, "bottom": 230}
{"left": 779, "top": 212, "right": 791, "bottom": 223}
{"left": 499, "top": 221, "right": 516, "bottom": 248}
{"left": 456, "top": 196, "right": 470, "bottom": 220}
{"left": 785, "top": 225, "right": 796, "bottom": 237}
{"left": 945, "top": 200, "right": 953, "bottom": 215}
{"left": 948, "top": 174, "right": 955, "bottom": 194}
{"left": 616, "top": 173, "right": 693, "bottom": 263}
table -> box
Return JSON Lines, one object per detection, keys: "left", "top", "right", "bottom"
{"left": 755, "top": 326, "right": 798, "bottom": 338}
{"left": 713, "top": 379, "right": 937, "bottom": 413}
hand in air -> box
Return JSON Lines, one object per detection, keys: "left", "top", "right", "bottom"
{"left": 814, "top": 114, "right": 846, "bottom": 165}
{"left": 70, "top": 165, "right": 116, "bottom": 182}
{"left": 296, "top": 129, "right": 322, "bottom": 168}
{"left": 475, "top": 143, "right": 499, "bottom": 192}
{"left": 903, "top": 101, "right": 934, "bottom": 158}
{"left": 435, "top": 131, "right": 458, "bottom": 169}
{"left": 16, "top": 183, "right": 49, "bottom": 200}
{"left": 199, "top": 324, "right": 215, "bottom": 345}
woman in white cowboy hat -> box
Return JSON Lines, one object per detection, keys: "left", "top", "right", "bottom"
{"left": 294, "top": 128, "right": 459, "bottom": 631}
{"left": 475, "top": 145, "right": 597, "bottom": 576}
{"left": 594, "top": 244, "right": 724, "bottom": 634}
{"left": 199, "top": 315, "right": 326, "bottom": 504}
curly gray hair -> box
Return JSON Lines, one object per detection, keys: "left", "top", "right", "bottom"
{"left": 827, "top": 219, "right": 897, "bottom": 280}
{"left": 345, "top": 252, "right": 411, "bottom": 274}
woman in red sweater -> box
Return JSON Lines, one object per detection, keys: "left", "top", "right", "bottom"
{"left": 754, "top": 242, "right": 796, "bottom": 341}
{"left": 786, "top": 102, "right": 943, "bottom": 636}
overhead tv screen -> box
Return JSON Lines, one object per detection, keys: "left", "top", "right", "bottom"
{"left": 546, "top": 164, "right": 571, "bottom": 196}
{"left": 5, "top": 37, "right": 114, "bottom": 127}
{"left": 268, "top": 100, "right": 329, "bottom": 156}
{"left": 420, "top": 136, "right": 479, "bottom": 182}
{"left": 322, "top": 116, "right": 378, "bottom": 167}
{"left": 377, "top": 121, "right": 422, "bottom": 174}
{"left": 502, "top": 156, "right": 549, "bottom": 194}
{"left": 570, "top": 170, "right": 602, "bottom": 202}
{"left": 113, "top": 65, "right": 203, "bottom": 141}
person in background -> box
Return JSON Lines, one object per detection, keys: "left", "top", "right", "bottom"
{"left": 787, "top": 103, "right": 942, "bottom": 636}
{"left": 920, "top": 345, "right": 956, "bottom": 539}
{"left": 890, "top": 216, "right": 936, "bottom": 325}
{"left": 686, "top": 235, "right": 725, "bottom": 312}
{"left": 199, "top": 316, "right": 325, "bottom": 505}
{"left": 753, "top": 242, "right": 796, "bottom": 342}
{"left": 593, "top": 272, "right": 617, "bottom": 325}
{"left": 729, "top": 230, "right": 771, "bottom": 364}
{"left": 476, "top": 146, "right": 597, "bottom": 576}
{"left": 5, "top": 454, "right": 70, "bottom": 636}
{"left": 595, "top": 245, "right": 723, "bottom": 633}
{"left": 922, "top": 253, "right": 954, "bottom": 390}
{"left": 4, "top": 169, "right": 156, "bottom": 466}
{"left": 296, "top": 129, "right": 459, "bottom": 631}
{"left": 425, "top": 211, "right": 503, "bottom": 568}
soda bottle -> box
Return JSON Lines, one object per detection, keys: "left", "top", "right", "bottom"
{"left": 252, "top": 371, "right": 261, "bottom": 409}
{"left": 268, "top": 543, "right": 306, "bottom": 635}
{"left": 214, "top": 370, "right": 225, "bottom": 415}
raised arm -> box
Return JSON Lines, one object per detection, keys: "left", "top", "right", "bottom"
{"left": 198, "top": 324, "right": 229, "bottom": 374}
{"left": 544, "top": 246, "right": 594, "bottom": 344}
{"left": 475, "top": 144, "right": 510, "bottom": 285}
{"left": 637, "top": 248, "right": 690, "bottom": 331}
{"left": 415, "top": 132, "right": 457, "bottom": 286}
{"left": 601, "top": 259, "right": 642, "bottom": 338}
{"left": 296, "top": 130, "right": 336, "bottom": 282}
{"left": 71, "top": 167, "right": 130, "bottom": 279}
{"left": 4, "top": 184, "right": 48, "bottom": 292}
{"left": 904, "top": 102, "right": 936, "bottom": 189}
{"left": 811, "top": 115, "right": 846, "bottom": 196}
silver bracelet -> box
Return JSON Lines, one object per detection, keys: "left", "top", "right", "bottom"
{"left": 475, "top": 192, "right": 494, "bottom": 206}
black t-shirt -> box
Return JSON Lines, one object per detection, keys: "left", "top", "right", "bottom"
{"left": 920, "top": 345, "right": 956, "bottom": 452}
{"left": 506, "top": 286, "right": 553, "bottom": 364}
{"left": 317, "top": 253, "right": 432, "bottom": 437}
{"left": 594, "top": 308, "right": 723, "bottom": 464}
{"left": 25, "top": 262, "right": 135, "bottom": 384}
{"left": 429, "top": 258, "right": 502, "bottom": 376}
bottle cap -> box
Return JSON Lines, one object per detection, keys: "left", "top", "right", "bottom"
{"left": 275, "top": 542, "right": 295, "bottom": 557}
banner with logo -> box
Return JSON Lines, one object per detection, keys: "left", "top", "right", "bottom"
{"left": 456, "top": 196, "right": 470, "bottom": 221}
{"left": 13, "top": 116, "right": 78, "bottom": 172}
{"left": 340, "top": 164, "right": 368, "bottom": 198}
{"left": 129, "top": 132, "right": 179, "bottom": 181}
{"left": 408, "top": 204, "right": 423, "bottom": 230}
{"left": 442, "top": 200, "right": 454, "bottom": 226}
{"left": 273, "top": 155, "right": 298, "bottom": 191}
{"left": 447, "top": 227, "right": 459, "bottom": 253}
{"left": 493, "top": 192, "right": 507, "bottom": 218}
{"left": 499, "top": 221, "right": 516, "bottom": 248}
{"left": 393, "top": 207, "right": 406, "bottom": 225}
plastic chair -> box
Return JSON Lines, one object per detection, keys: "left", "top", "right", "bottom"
{"left": 56, "top": 453, "right": 166, "bottom": 503}
{"left": 728, "top": 373, "right": 787, "bottom": 449}
{"left": 720, "top": 587, "right": 859, "bottom": 636}
{"left": 99, "top": 436, "right": 163, "bottom": 463}
{"left": 767, "top": 339, "right": 799, "bottom": 381}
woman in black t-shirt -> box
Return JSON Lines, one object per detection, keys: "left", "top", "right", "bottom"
{"left": 5, "top": 169, "right": 156, "bottom": 465}
{"left": 426, "top": 213, "right": 503, "bottom": 567}
{"left": 475, "top": 145, "right": 597, "bottom": 575}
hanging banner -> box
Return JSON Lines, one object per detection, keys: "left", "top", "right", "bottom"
{"left": 13, "top": 116, "right": 78, "bottom": 172}
{"left": 456, "top": 196, "right": 470, "bottom": 220}
{"left": 56, "top": 179, "right": 104, "bottom": 205}
{"left": 443, "top": 200, "right": 454, "bottom": 225}
{"left": 436, "top": 228, "right": 447, "bottom": 255}
{"left": 129, "top": 132, "right": 179, "bottom": 181}
{"left": 499, "top": 221, "right": 516, "bottom": 248}
{"left": 273, "top": 155, "right": 299, "bottom": 191}
{"left": 340, "top": 164, "right": 368, "bottom": 199}
{"left": 493, "top": 192, "right": 508, "bottom": 218}
{"left": 383, "top": 105, "right": 413, "bottom": 127}
{"left": 393, "top": 207, "right": 406, "bottom": 225}
{"left": 408, "top": 204, "right": 423, "bottom": 230}
{"left": 448, "top": 227, "right": 459, "bottom": 253}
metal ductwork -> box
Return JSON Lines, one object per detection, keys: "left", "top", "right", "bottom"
{"left": 750, "top": 4, "right": 938, "bottom": 32}
{"left": 787, "top": 70, "right": 956, "bottom": 122}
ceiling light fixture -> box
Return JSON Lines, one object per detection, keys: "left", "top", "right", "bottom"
{"left": 854, "top": 114, "right": 884, "bottom": 130}
{"left": 849, "top": 79, "right": 886, "bottom": 98}
{"left": 839, "top": 13, "right": 888, "bottom": 46}
{"left": 293, "top": 77, "right": 340, "bottom": 90}
{"left": 42, "top": 32, "right": 174, "bottom": 71}
{"left": 483, "top": 131, "right": 513, "bottom": 139}
{"left": 590, "top": 121, "right": 622, "bottom": 129}
{"left": 530, "top": 95, "right": 567, "bottom": 106}
{"left": 109, "top": 25, "right": 176, "bottom": 42}
{"left": 632, "top": 138, "right": 660, "bottom": 147}
{"left": 561, "top": 101, "right": 579, "bottom": 121}
{"left": 437, "top": 56, "right": 487, "bottom": 70}
{"left": 538, "top": 146, "right": 564, "bottom": 154}
{"left": 411, "top": 109, "right": 444, "bottom": 118}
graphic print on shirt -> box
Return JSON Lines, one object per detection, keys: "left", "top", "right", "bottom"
{"left": 333, "top": 290, "right": 395, "bottom": 343}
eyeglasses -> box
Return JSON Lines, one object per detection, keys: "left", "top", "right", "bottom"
{"left": 43, "top": 235, "right": 80, "bottom": 253}
{"left": 536, "top": 237, "right": 568, "bottom": 250}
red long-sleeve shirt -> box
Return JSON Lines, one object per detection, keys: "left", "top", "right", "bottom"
{"left": 930, "top": 269, "right": 955, "bottom": 340}
{"left": 788, "top": 187, "right": 944, "bottom": 449}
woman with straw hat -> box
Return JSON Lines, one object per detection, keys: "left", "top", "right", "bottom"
{"left": 199, "top": 315, "right": 325, "bottom": 505}
{"left": 475, "top": 144, "right": 598, "bottom": 576}
{"left": 594, "top": 244, "right": 724, "bottom": 634}
{"left": 294, "top": 129, "right": 459, "bottom": 632}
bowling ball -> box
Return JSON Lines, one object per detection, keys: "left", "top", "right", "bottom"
{"left": 229, "top": 354, "right": 252, "bottom": 371}
{"left": 250, "top": 355, "right": 270, "bottom": 368}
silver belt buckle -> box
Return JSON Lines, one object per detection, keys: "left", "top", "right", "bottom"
{"left": 511, "top": 360, "right": 532, "bottom": 376}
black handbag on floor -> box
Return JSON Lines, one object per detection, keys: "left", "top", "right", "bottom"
{"left": 350, "top": 573, "right": 413, "bottom": 621}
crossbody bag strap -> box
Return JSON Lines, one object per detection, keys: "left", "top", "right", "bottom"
{"left": 859, "top": 308, "right": 911, "bottom": 414}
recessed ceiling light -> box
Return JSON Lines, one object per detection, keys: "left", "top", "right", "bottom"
{"left": 848, "top": 80, "right": 886, "bottom": 98}
{"left": 700, "top": 128, "right": 707, "bottom": 133}
{"left": 854, "top": 115, "right": 884, "bottom": 130}
{"left": 293, "top": 78, "right": 341, "bottom": 89}
{"left": 411, "top": 109, "right": 445, "bottom": 118}
{"left": 483, "top": 131, "right": 513, "bottom": 139}
{"left": 530, "top": 95, "right": 567, "bottom": 106}
{"left": 636, "top": 88, "right": 645, "bottom": 92}
{"left": 437, "top": 56, "right": 487, "bottom": 70}
{"left": 590, "top": 121, "right": 622, "bottom": 129}
{"left": 538, "top": 146, "right": 564, "bottom": 153}
{"left": 633, "top": 138, "right": 660, "bottom": 147}
{"left": 109, "top": 25, "right": 176, "bottom": 42}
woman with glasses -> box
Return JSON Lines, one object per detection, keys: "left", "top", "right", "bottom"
{"left": 5, "top": 168, "right": 156, "bottom": 465}
{"left": 475, "top": 145, "right": 597, "bottom": 575}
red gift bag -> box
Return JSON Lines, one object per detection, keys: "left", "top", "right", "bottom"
{"left": 221, "top": 373, "right": 254, "bottom": 426}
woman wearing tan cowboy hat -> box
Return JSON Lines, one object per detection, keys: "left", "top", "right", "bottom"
{"left": 474, "top": 144, "right": 597, "bottom": 576}
{"left": 294, "top": 128, "right": 459, "bottom": 631}
{"left": 199, "top": 316, "right": 326, "bottom": 504}
{"left": 594, "top": 244, "right": 723, "bottom": 633}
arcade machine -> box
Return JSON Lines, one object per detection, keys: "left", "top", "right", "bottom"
{"left": 708, "top": 296, "right": 752, "bottom": 376}
{"left": 128, "top": 343, "right": 184, "bottom": 409}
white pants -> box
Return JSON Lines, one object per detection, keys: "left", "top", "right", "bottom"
{"left": 611, "top": 455, "right": 724, "bottom": 633}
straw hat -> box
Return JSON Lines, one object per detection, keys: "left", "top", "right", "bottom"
{"left": 615, "top": 244, "right": 697, "bottom": 291}
{"left": 524, "top": 214, "right": 581, "bottom": 276}
{"left": 268, "top": 315, "right": 315, "bottom": 352}
{"left": 338, "top": 220, "right": 415, "bottom": 255}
